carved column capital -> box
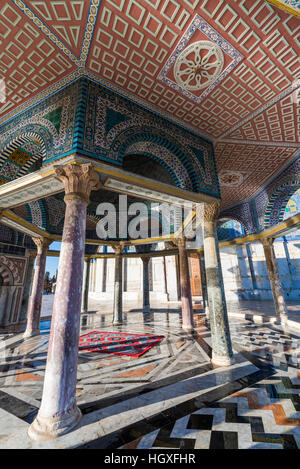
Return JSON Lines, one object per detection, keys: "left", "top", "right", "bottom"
{"left": 202, "top": 202, "right": 221, "bottom": 223}
{"left": 27, "top": 249, "right": 37, "bottom": 260}
{"left": 84, "top": 256, "right": 91, "bottom": 263}
{"left": 142, "top": 254, "right": 151, "bottom": 263}
{"left": 32, "top": 237, "right": 52, "bottom": 254}
{"left": 174, "top": 237, "right": 186, "bottom": 250}
{"left": 113, "top": 243, "right": 125, "bottom": 255}
{"left": 261, "top": 237, "right": 275, "bottom": 247}
{"left": 54, "top": 163, "right": 101, "bottom": 204}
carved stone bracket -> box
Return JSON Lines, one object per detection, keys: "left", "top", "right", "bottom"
{"left": 54, "top": 163, "right": 101, "bottom": 204}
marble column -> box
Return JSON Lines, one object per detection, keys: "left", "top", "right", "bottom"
{"left": 175, "top": 238, "right": 193, "bottom": 331}
{"left": 202, "top": 202, "right": 234, "bottom": 366}
{"left": 28, "top": 163, "right": 100, "bottom": 441}
{"left": 198, "top": 252, "right": 209, "bottom": 317}
{"left": 19, "top": 250, "right": 36, "bottom": 323}
{"left": 113, "top": 244, "right": 124, "bottom": 325}
{"left": 23, "top": 238, "right": 52, "bottom": 338}
{"left": 81, "top": 257, "right": 91, "bottom": 313}
{"left": 142, "top": 255, "right": 151, "bottom": 313}
{"left": 162, "top": 256, "right": 169, "bottom": 301}
{"left": 261, "top": 238, "right": 288, "bottom": 324}
{"left": 175, "top": 254, "right": 181, "bottom": 300}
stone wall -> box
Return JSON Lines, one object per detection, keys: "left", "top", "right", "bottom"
{"left": 0, "top": 253, "right": 29, "bottom": 328}
{"left": 88, "top": 255, "right": 180, "bottom": 304}
{"left": 220, "top": 239, "right": 300, "bottom": 301}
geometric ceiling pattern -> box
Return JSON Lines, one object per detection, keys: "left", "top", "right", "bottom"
{"left": 0, "top": 0, "right": 299, "bottom": 209}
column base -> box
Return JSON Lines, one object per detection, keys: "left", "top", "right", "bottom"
{"left": 143, "top": 306, "right": 151, "bottom": 314}
{"left": 23, "top": 329, "right": 40, "bottom": 339}
{"left": 113, "top": 320, "right": 122, "bottom": 325}
{"left": 211, "top": 353, "right": 235, "bottom": 367}
{"left": 182, "top": 324, "right": 193, "bottom": 332}
{"left": 28, "top": 406, "right": 82, "bottom": 441}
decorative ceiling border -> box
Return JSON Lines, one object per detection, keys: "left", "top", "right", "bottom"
{"left": 220, "top": 139, "right": 300, "bottom": 148}
{"left": 77, "top": 0, "right": 101, "bottom": 65}
{"left": 157, "top": 14, "right": 244, "bottom": 105}
{"left": 266, "top": 0, "right": 300, "bottom": 17}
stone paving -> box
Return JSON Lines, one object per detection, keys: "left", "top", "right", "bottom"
{"left": 0, "top": 305, "right": 299, "bottom": 449}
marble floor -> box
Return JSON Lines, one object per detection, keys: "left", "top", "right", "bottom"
{"left": 0, "top": 309, "right": 299, "bottom": 449}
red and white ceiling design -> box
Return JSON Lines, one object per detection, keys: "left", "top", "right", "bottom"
{"left": 0, "top": 0, "right": 299, "bottom": 208}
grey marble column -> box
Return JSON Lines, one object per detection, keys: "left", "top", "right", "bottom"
{"left": 24, "top": 237, "right": 52, "bottom": 338}
{"left": 142, "top": 256, "right": 151, "bottom": 313}
{"left": 81, "top": 257, "right": 91, "bottom": 313}
{"left": 198, "top": 252, "right": 209, "bottom": 317}
{"left": 175, "top": 238, "right": 193, "bottom": 331}
{"left": 113, "top": 245, "right": 123, "bottom": 325}
{"left": 19, "top": 250, "right": 36, "bottom": 323}
{"left": 261, "top": 238, "right": 288, "bottom": 324}
{"left": 202, "top": 202, "right": 234, "bottom": 366}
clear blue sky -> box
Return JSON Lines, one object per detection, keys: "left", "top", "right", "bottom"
{"left": 45, "top": 241, "right": 61, "bottom": 277}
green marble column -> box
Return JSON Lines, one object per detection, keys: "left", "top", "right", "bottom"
{"left": 202, "top": 202, "right": 234, "bottom": 366}
{"left": 142, "top": 255, "right": 151, "bottom": 313}
{"left": 261, "top": 237, "right": 288, "bottom": 325}
{"left": 198, "top": 252, "right": 209, "bottom": 318}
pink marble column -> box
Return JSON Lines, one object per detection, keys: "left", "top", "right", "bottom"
{"left": 28, "top": 164, "right": 100, "bottom": 441}
{"left": 23, "top": 238, "right": 51, "bottom": 338}
{"left": 175, "top": 237, "right": 194, "bottom": 331}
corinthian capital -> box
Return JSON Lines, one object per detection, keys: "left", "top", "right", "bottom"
{"left": 202, "top": 202, "right": 221, "bottom": 223}
{"left": 32, "top": 237, "right": 52, "bottom": 254}
{"left": 261, "top": 237, "right": 274, "bottom": 247}
{"left": 173, "top": 237, "right": 186, "bottom": 249}
{"left": 113, "top": 242, "right": 126, "bottom": 255}
{"left": 54, "top": 163, "right": 101, "bottom": 204}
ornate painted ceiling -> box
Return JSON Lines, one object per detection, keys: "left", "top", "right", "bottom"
{"left": 0, "top": 0, "right": 299, "bottom": 209}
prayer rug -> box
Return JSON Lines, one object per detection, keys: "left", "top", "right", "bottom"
{"left": 78, "top": 331, "right": 164, "bottom": 357}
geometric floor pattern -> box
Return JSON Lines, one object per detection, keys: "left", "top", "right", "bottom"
{"left": 0, "top": 311, "right": 300, "bottom": 449}
{"left": 120, "top": 320, "right": 300, "bottom": 450}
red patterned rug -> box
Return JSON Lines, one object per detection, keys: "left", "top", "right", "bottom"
{"left": 78, "top": 331, "right": 164, "bottom": 357}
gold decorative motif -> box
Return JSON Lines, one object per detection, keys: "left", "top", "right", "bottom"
{"left": 9, "top": 149, "right": 32, "bottom": 166}
{"left": 54, "top": 164, "right": 101, "bottom": 204}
